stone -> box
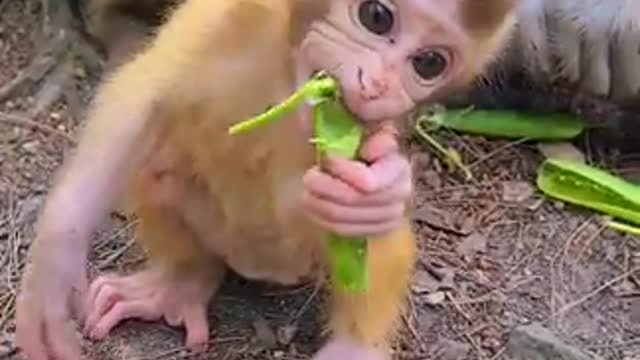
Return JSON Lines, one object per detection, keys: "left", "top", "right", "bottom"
{"left": 433, "top": 339, "right": 471, "bottom": 360}
{"left": 506, "top": 323, "right": 599, "bottom": 360}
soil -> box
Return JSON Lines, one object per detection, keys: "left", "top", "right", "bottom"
{"left": 1, "top": 2, "right": 639, "bottom": 359}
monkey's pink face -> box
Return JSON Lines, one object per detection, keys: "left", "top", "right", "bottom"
{"left": 299, "top": 0, "right": 470, "bottom": 125}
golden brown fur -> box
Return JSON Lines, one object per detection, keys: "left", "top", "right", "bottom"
{"left": 16, "top": 1, "right": 517, "bottom": 359}
{"left": 85, "top": 0, "right": 415, "bottom": 348}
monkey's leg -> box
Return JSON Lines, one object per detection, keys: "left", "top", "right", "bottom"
{"left": 84, "top": 171, "right": 225, "bottom": 352}
{"left": 321, "top": 220, "right": 417, "bottom": 358}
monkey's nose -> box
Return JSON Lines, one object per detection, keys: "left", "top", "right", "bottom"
{"left": 357, "top": 67, "right": 388, "bottom": 100}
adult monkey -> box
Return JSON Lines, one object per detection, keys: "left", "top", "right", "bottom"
{"left": 506, "top": 0, "right": 640, "bottom": 105}
{"left": 69, "top": 0, "right": 640, "bottom": 105}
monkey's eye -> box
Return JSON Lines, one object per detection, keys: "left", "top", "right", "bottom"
{"left": 411, "top": 50, "right": 448, "bottom": 80}
{"left": 358, "top": 0, "right": 394, "bottom": 35}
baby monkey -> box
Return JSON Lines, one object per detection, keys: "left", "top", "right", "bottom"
{"left": 16, "top": 0, "right": 516, "bottom": 359}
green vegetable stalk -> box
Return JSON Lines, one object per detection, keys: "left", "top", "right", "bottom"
{"left": 228, "top": 72, "right": 368, "bottom": 292}
{"left": 536, "top": 158, "right": 640, "bottom": 232}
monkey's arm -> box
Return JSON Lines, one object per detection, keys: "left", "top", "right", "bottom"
{"left": 15, "top": 2, "right": 288, "bottom": 359}
{"left": 36, "top": 0, "right": 293, "bottom": 239}
{"left": 510, "top": 0, "right": 640, "bottom": 103}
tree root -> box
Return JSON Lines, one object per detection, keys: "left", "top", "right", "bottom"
{"left": 0, "top": 111, "right": 76, "bottom": 144}
{"left": 1, "top": 0, "right": 107, "bottom": 126}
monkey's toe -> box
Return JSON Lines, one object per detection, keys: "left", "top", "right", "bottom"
{"left": 83, "top": 271, "right": 211, "bottom": 352}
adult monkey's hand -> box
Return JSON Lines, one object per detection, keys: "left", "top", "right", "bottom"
{"left": 513, "top": 0, "right": 640, "bottom": 103}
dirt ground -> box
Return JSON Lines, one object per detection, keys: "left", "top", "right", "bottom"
{"left": 1, "top": 2, "right": 639, "bottom": 359}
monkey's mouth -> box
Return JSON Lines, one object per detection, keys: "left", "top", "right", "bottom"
{"left": 307, "top": 69, "right": 368, "bottom": 127}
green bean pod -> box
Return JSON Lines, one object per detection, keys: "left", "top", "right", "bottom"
{"left": 229, "top": 73, "right": 368, "bottom": 292}
{"left": 536, "top": 158, "right": 640, "bottom": 226}
{"left": 311, "top": 96, "right": 367, "bottom": 292}
{"left": 427, "top": 108, "right": 584, "bottom": 140}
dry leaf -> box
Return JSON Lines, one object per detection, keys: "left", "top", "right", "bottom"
{"left": 253, "top": 317, "right": 277, "bottom": 348}
{"left": 424, "top": 291, "right": 446, "bottom": 305}
{"left": 537, "top": 141, "right": 585, "bottom": 163}
{"left": 502, "top": 181, "right": 535, "bottom": 203}
{"left": 456, "top": 232, "right": 487, "bottom": 256}
{"left": 276, "top": 324, "right": 298, "bottom": 346}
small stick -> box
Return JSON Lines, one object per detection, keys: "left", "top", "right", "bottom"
{"left": 0, "top": 111, "right": 75, "bottom": 143}
{"left": 548, "top": 266, "right": 640, "bottom": 320}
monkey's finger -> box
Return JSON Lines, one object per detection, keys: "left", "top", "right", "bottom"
{"left": 89, "top": 301, "right": 156, "bottom": 339}
{"left": 306, "top": 212, "right": 403, "bottom": 237}
{"left": 610, "top": 30, "right": 640, "bottom": 100}
{"left": 85, "top": 274, "right": 132, "bottom": 320}
{"left": 352, "top": 168, "right": 412, "bottom": 206}
{"left": 308, "top": 171, "right": 410, "bottom": 207}
{"left": 324, "top": 152, "right": 410, "bottom": 194}
{"left": 303, "top": 192, "right": 405, "bottom": 224}
{"left": 303, "top": 167, "right": 365, "bottom": 205}
{"left": 183, "top": 305, "right": 210, "bottom": 352}
{"left": 84, "top": 285, "right": 125, "bottom": 335}
{"left": 42, "top": 296, "right": 84, "bottom": 360}
{"left": 304, "top": 165, "right": 411, "bottom": 207}
{"left": 46, "top": 319, "right": 84, "bottom": 360}
{"left": 15, "top": 300, "right": 49, "bottom": 360}
{"left": 359, "top": 124, "right": 399, "bottom": 162}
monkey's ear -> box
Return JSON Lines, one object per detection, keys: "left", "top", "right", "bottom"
{"left": 459, "top": 0, "right": 517, "bottom": 36}
{"left": 288, "top": 0, "right": 329, "bottom": 45}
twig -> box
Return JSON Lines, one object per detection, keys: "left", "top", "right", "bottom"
{"left": 27, "top": 58, "right": 74, "bottom": 118}
{"left": 445, "top": 293, "right": 488, "bottom": 359}
{"left": 0, "top": 39, "right": 66, "bottom": 101}
{"left": 549, "top": 218, "right": 594, "bottom": 317}
{"left": 402, "top": 313, "right": 425, "bottom": 352}
{"left": 570, "top": 221, "right": 606, "bottom": 288}
{"left": 97, "top": 236, "right": 137, "bottom": 270}
{"left": 548, "top": 266, "right": 640, "bottom": 320}
{"left": 445, "top": 292, "right": 472, "bottom": 320}
{"left": 402, "top": 296, "right": 427, "bottom": 352}
{"left": 0, "top": 292, "right": 16, "bottom": 331}
{"left": 93, "top": 219, "right": 138, "bottom": 253}
{"left": 131, "top": 336, "right": 246, "bottom": 360}
{"left": 468, "top": 137, "right": 529, "bottom": 170}
{"left": 489, "top": 346, "right": 506, "bottom": 360}
{"left": 293, "top": 279, "right": 321, "bottom": 320}
{"left": 392, "top": 349, "right": 429, "bottom": 359}
{"left": 0, "top": 111, "right": 75, "bottom": 143}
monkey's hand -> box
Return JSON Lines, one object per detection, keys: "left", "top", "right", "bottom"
{"left": 311, "top": 338, "right": 389, "bottom": 360}
{"left": 16, "top": 239, "right": 88, "bottom": 360}
{"left": 515, "top": 0, "right": 640, "bottom": 102}
{"left": 302, "top": 125, "right": 411, "bottom": 237}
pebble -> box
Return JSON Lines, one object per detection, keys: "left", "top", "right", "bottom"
{"left": 506, "top": 323, "right": 600, "bottom": 360}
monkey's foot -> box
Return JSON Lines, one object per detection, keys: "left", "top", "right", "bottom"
{"left": 83, "top": 269, "right": 219, "bottom": 352}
